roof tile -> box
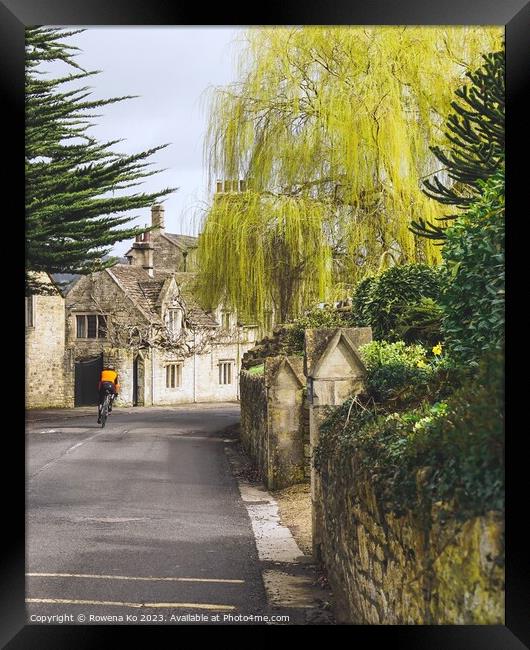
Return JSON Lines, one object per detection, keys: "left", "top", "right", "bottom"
{"left": 108, "top": 265, "right": 218, "bottom": 329}
{"left": 162, "top": 233, "right": 199, "bottom": 250}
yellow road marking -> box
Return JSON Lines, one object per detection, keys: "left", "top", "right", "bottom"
{"left": 26, "top": 598, "right": 235, "bottom": 611}
{"left": 27, "top": 572, "right": 244, "bottom": 584}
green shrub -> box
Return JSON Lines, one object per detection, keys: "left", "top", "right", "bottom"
{"left": 407, "top": 354, "right": 504, "bottom": 516}
{"left": 284, "top": 305, "right": 354, "bottom": 354}
{"left": 360, "top": 340, "right": 429, "bottom": 370}
{"left": 351, "top": 264, "right": 442, "bottom": 340}
{"left": 316, "top": 351, "right": 504, "bottom": 518}
{"left": 393, "top": 297, "right": 444, "bottom": 347}
{"left": 441, "top": 172, "right": 505, "bottom": 365}
{"left": 360, "top": 340, "right": 432, "bottom": 402}
{"left": 351, "top": 275, "right": 377, "bottom": 327}
{"left": 358, "top": 339, "right": 462, "bottom": 409}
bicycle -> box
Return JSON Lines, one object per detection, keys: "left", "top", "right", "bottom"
{"left": 99, "top": 388, "right": 113, "bottom": 428}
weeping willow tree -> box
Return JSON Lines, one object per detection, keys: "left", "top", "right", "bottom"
{"left": 198, "top": 26, "right": 503, "bottom": 323}
{"left": 198, "top": 192, "right": 331, "bottom": 322}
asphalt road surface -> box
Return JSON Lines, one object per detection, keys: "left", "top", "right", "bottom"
{"left": 26, "top": 404, "right": 279, "bottom": 625}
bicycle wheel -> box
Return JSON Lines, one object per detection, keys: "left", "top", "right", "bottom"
{"left": 100, "top": 395, "right": 109, "bottom": 428}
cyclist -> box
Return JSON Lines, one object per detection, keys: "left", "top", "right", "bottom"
{"left": 97, "top": 364, "right": 120, "bottom": 424}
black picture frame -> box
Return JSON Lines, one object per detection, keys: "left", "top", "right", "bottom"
{"left": 5, "top": 0, "right": 526, "bottom": 645}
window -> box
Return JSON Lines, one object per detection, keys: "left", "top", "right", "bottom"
{"left": 219, "top": 361, "right": 233, "bottom": 385}
{"left": 76, "top": 315, "right": 86, "bottom": 338}
{"left": 25, "top": 296, "right": 35, "bottom": 328}
{"left": 221, "top": 311, "right": 231, "bottom": 329}
{"left": 87, "top": 315, "right": 97, "bottom": 338}
{"left": 98, "top": 315, "right": 107, "bottom": 338}
{"left": 167, "top": 309, "right": 183, "bottom": 335}
{"left": 76, "top": 314, "right": 107, "bottom": 339}
{"left": 166, "top": 362, "right": 183, "bottom": 388}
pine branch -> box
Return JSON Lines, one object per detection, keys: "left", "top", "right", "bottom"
{"left": 412, "top": 49, "right": 504, "bottom": 242}
{"left": 25, "top": 27, "right": 177, "bottom": 294}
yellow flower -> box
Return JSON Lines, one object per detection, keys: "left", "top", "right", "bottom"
{"left": 416, "top": 359, "right": 427, "bottom": 368}
{"left": 432, "top": 343, "right": 442, "bottom": 356}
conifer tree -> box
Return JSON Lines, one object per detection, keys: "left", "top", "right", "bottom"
{"left": 410, "top": 50, "right": 504, "bottom": 241}
{"left": 26, "top": 27, "right": 175, "bottom": 294}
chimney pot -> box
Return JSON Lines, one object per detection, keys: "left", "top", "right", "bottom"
{"left": 151, "top": 203, "right": 165, "bottom": 231}
{"left": 216, "top": 180, "right": 223, "bottom": 193}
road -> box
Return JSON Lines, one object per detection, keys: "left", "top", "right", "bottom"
{"left": 26, "top": 404, "right": 282, "bottom": 625}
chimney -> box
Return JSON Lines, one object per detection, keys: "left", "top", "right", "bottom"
{"left": 215, "top": 179, "right": 247, "bottom": 195}
{"left": 130, "top": 225, "right": 154, "bottom": 276}
{"left": 151, "top": 203, "right": 165, "bottom": 232}
{"left": 144, "top": 247, "right": 154, "bottom": 277}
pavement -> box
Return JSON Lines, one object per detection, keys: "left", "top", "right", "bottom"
{"left": 26, "top": 404, "right": 331, "bottom": 626}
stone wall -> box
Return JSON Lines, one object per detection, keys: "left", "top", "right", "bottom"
{"left": 240, "top": 356, "right": 309, "bottom": 490}
{"left": 26, "top": 276, "right": 67, "bottom": 409}
{"left": 152, "top": 233, "right": 192, "bottom": 272}
{"left": 317, "top": 453, "right": 505, "bottom": 624}
{"left": 65, "top": 272, "right": 147, "bottom": 407}
{"left": 302, "top": 326, "right": 503, "bottom": 623}
{"left": 304, "top": 327, "right": 372, "bottom": 561}
{"left": 241, "top": 325, "right": 293, "bottom": 369}
{"left": 301, "top": 400, "right": 310, "bottom": 478}
{"left": 240, "top": 371, "right": 269, "bottom": 478}
{"left": 152, "top": 342, "right": 250, "bottom": 406}
{"left": 66, "top": 270, "right": 253, "bottom": 407}
{"left": 67, "top": 336, "right": 252, "bottom": 408}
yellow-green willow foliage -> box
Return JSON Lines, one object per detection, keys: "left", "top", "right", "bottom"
{"left": 199, "top": 26, "right": 503, "bottom": 322}
{"left": 198, "top": 191, "right": 332, "bottom": 322}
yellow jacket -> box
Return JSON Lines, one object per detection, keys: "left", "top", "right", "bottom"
{"left": 99, "top": 369, "right": 120, "bottom": 393}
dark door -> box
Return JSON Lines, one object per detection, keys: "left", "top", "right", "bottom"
{"left": 74, "top": 354, "right": 103, "bottom": 406}
{"left": 133, "top": 355, "right": 144, "bottom": 406}
{"left": 133, "top": 356, "right": 138, "bottom": 406}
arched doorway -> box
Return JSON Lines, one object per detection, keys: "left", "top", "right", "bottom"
{"left": 133, "top": 354, "right": 145, "bottom": 406}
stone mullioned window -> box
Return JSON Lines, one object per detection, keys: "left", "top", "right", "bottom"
{"left": 76, "top": 313, "right": 108, "bottom": 339}
{"left": 218, "top": 360, "right": 234, "bottom": 384}
{"left": 165, "top": 362, "right": 183, "bottom": 388}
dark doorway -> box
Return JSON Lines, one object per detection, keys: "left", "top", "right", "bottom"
{"left": 133, "top": 355, "right": 145, "bottom": 406}
{"left": 74, "top": 354, "right": 103, "bottom": 406}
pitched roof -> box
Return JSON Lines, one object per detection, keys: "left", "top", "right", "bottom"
{"left": 124, "top": 233, "right": 197, "bottom": 258}
{"left": 107, "top": 265, "right": 162, "bottom": 322}
{"left": 107, "top": 265, "right": 218, "bottom": 330}
{"left": 170, "top": 272, "right": 219, "bottom": 329}
{"left": 52, "top": 258, "right": 129, "bottom": 296}
{"left": 138, "top": 280, "right": 165, "bottom": 308}
{"left": 161, "top": 233, "right": 199, "bottom": 250}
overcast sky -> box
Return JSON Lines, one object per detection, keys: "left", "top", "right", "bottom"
{"left": 45, "top": 27, "right": 246, "bottom": 256}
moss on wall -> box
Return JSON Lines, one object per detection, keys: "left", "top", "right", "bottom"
{"left": 317, "top": 452, "right": 504, "bottom": 624}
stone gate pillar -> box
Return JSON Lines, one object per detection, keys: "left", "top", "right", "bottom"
{"left": 304, "top": 327, "right": 372, "bottom": 560}
{"left": 264, "top": 356, "right": 306, "bottom": 489}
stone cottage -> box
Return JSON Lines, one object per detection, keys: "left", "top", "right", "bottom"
{"left": 61, "top": 204, "right": 258, "bottom": 407}
{"left": 124, "top": 203, "right": 198, "bottom": 274}
{"left": 25, "top": 272, "right": 67, "bottom": 409}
